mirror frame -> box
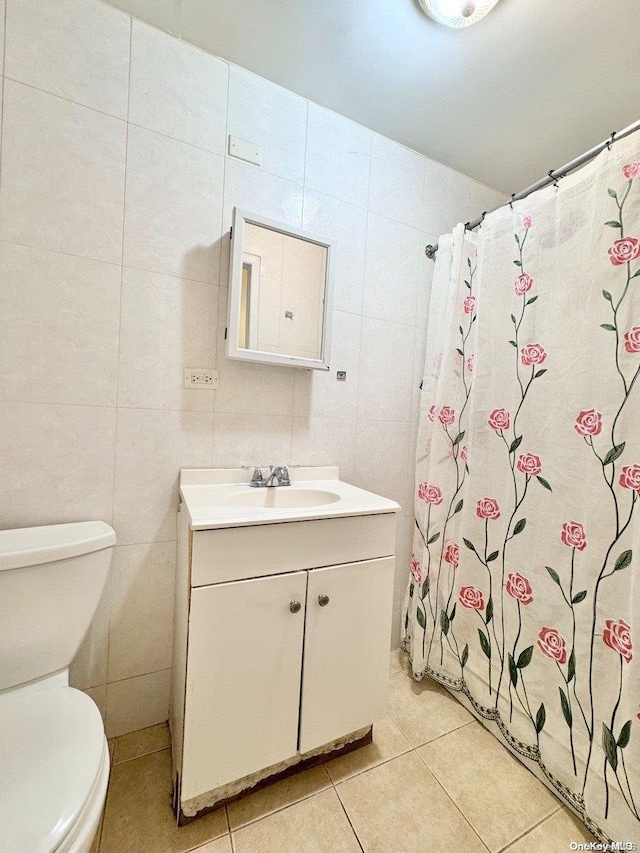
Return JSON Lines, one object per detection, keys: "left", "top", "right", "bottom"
{"left": 227, "top": 208, "right": 334, "bottom": 370}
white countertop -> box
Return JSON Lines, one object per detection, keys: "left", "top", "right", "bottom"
{"left": 179, "top": 467, "right": 401, "bottom": 530}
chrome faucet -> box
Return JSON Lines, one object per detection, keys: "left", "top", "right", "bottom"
{"left": 242, "top": 465, "right": 298, "bottom": 488}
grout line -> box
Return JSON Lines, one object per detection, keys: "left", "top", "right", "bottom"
{"left": 333, "top": 784, "right": 366, "bottom": 853}
{"left": 408, "top": 718, "right": 477, "bottom": 750}
{"left": 106, "top": 15, "right": 133, "bottom": 726}
{"left": 357, "top": 132, "right": 374, "bottom": 320}
{"left": 226, "top": 771, "right": 333, "bottom": 833}
{"left": 495, "top": 805, "right": 563, "bottom": 853}
{"left": 327, "top": 743, "right": 414, "bottom": 788}
{"left": 1, "top": 75, "right": 129, "bottom": 123}
{"left": 0, "top": 0, "right": 6, "bottom": 213}
{"left": 413, "top": 747, "right": 492, "bottom": 853}
{"left": 102, "top": 664, "right": 172, "bottom": 688}
{"left": 0, "top": 234, "right": 211, "bottom": 284}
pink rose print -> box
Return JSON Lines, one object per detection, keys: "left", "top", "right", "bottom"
{"left": 516, "top": 453, "right": 542, "bottom": 476}
{"left": 410, "top": 556, "right": 425, "bottom": 586}
{"left": 463, "top": 296, "right": 476, "bottom": 315}
{"left": 488, "top": 408, "right": 510, "bottom": 431}
{"left": 574, "top": 409, "right": 603, "bottom": 437}
{"left": 619, "top": 464, "right": 640, "bottom": 493}
{"left": 506, "top": 572, "right": 533, "bottom": 605}
{"left": 466, "top": 355, "right": 475, "bottom": 373}
{"left": 428, "top": 404, "right": 437, "bottom": 422}
{"left": 561, "top": 521, "right": 587, "bottom": 551}
{"left": 514, "top": 272, "right": 533, "bottom": 296}
{"left": 460, "top": 445, "right": 468, "bottom": 462}
{"left": 622, "top": 163, "right": 640, "bottom": 180}
{"left": 522, "top": 215, "right": 532, "bottom": 229}
{"left": 608, "top": 237, "right": 640, "bottom": 266}
{"left": 444, "top": 541, "right": 459, "bottom": 568}
{"left": 521, "top": 343, "right": 547, "bottom": 366}
{"left": 624, "top": 327, "right": 640, "bottom": 353}
{"left": 476, "top": 497, "right": 501, "bottom": 520}
{"left": 459, "top": 585, "right": 485, "bottom": 610}
{"left": 537, "top": 627, "right": 568, "bottom": 664}
{"left": 418, "top": 483, "right": 443, "bottom": 505}
{"left": 438, "top": 406, "right": 456, "bottom": 425}
{"left": 603, "top": 619, "right": 633, "bottom": 663}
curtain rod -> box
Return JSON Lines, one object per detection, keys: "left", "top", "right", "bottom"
{"left": 424, "top": 118, "right": 640, "bottom": 260}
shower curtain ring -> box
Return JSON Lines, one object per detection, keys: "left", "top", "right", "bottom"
{"left": 548, "top": 169, "right": 560, "bottom": 188}
{"left": 509, "top": 193, "right": 515, "bottom": 209}
{"left": 606, "top": 131, "right": 616, "bottom": 150}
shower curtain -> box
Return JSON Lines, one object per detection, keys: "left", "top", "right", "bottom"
{"left": 404, "top": 133, "right": 640, "bottom": 844}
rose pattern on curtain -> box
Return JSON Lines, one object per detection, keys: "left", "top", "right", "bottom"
{"left": 404, "top": 137, "right": 640, "bottom": 844}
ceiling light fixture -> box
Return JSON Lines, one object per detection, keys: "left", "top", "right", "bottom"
{"left": 418, "top": 0, "right": 501, "bottom": 28}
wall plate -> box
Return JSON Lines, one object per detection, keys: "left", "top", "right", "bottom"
{"left": 184, "top": 368, "right": 218, "bottom": 389}
{"left": 228, "top": 135, "right": 261, "bottom": 166}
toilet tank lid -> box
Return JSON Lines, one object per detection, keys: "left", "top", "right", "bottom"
{"left": 0, "top": 521, "right": 116, "bottom": 571}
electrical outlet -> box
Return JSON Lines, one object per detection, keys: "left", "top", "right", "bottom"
{"left": 184, "top": 368, "right": 218, "bottom": 389}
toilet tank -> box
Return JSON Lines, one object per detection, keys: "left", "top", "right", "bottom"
{"left": 0, "top": 521, "right": 116, "bottom": 692}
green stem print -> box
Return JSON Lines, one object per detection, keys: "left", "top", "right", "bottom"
{"left": 408, "top": 157, "right": 640, "bottom": 843}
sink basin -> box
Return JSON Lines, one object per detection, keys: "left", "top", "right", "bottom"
{"left": 225, "top": 488, "right": 341, "bottom": 509}
{"left": 179, "top": 467, "right": 402, "bottom": 528}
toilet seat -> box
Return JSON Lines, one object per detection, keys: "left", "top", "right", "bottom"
{"left": 0, "top": 685, "right": 107, "bottom": 853}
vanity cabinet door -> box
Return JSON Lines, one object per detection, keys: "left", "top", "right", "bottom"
{"left": 298, "top": 557, "right": 394, "bottom": 753}
{"left": 181, "top": 571, "right": 307, "bottom": 802}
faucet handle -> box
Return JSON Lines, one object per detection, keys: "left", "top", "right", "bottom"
{"left": 241, "top": 465, "right": 265, "bottom": 487}
{"left": 279, "top": 464, "right": 299, "bottom": 485}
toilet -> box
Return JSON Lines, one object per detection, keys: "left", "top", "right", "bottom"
{"left": 0, "top": 521, "right": 116, "bottom": 853}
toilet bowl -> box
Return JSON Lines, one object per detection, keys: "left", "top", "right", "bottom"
{"left": 0, "top": 521, "right": 116, "bottom": 853}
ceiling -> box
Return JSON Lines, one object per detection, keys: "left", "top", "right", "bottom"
{"left": 105, "top": 0, "right": 640, "bottom": 193}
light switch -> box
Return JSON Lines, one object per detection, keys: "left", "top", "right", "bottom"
{"left": 228, "top": 135, "right": 261, "bottom": 166}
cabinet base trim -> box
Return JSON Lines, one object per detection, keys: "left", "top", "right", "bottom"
{"left": 176, "top": 725, "right": 373, "bottom": 825}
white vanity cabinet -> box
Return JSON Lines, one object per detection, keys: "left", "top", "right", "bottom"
{"left": 171, "top": 468, "right": 399, "bottom": 823}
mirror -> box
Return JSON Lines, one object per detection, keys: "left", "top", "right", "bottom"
{"left": 227, "top": 209, "right": 333, "bottom": 370}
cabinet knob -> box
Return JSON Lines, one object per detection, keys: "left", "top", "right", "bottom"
{"left": 318, "top": 594, "right": 330, "bottom": 607}
{"left": 289, "top": 600, "right": 302, "bottom": 613}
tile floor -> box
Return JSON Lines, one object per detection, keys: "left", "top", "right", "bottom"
{"left": 93, "top": 649, "right": 598, "bottom": 853}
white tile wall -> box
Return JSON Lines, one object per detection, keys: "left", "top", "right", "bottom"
{"left": 0, "top": 80, "right": 127, "bottom": 263}
{"left": 227, "top": 65, "right": 308, "bottom": 184}
{"left": 123, "top": 125, "right": 225, "bottom": 282}
{"left": 369, "top": 134, "right": 426, "bottom": 230}
{"left": 0, "top": 0, "right": 505, "bottom": 735}
{"left": 107, "top": 541, "right": 177, "bottom": 682}
{"left": 0, "top": 243, "right": 121, "bottom": 406}
{"left": 362, "top": 214, "right": 422, "bottom": 324}
{"left": 118, "top": 268, "right": 218, "bottom": 412}
{"left": 129, "top": 19, "right": 228, "bottom": 153}
{"left": 5, "top": 0, "right": 131, "bottom": 118}
{"left": 304, "top": 104, "right": 372, "bottom": 209}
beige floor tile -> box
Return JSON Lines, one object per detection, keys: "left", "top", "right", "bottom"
{"left": 89, "top": 805, "right": 104, "bottom": 853}
{"left": 325, "top": 716, "right": 411, "bottom": 783}
{"left": 191, "top": 836, "right": 233, "bottom": 853}
{"left": 418, "top": 722, "right": 558, "bottom": 852}
{"left": 228, "top": 764, "right": 332, "bottom": 829}
{"left": 100, "top": 749, "right": 228, "bottom": 853}
{"left": 337, "top": 751, "right": 486, "bottom": 853}
{"left": 504, "top": 807, "right": 597, "bottom": 853}
{"left": 232, "top": 788, "right": 361, "bottom": 853}
{"left": 389, "top": 647, "right": 409, "bottom": 675}
{"left": 387, "top": 670, "right": 474, "bottom": 746}
{"left": 107, "top": 738, "right": 115, "bottom": 761}
{"left": 113, "top": 722, "right": 171, "bottom": 764}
